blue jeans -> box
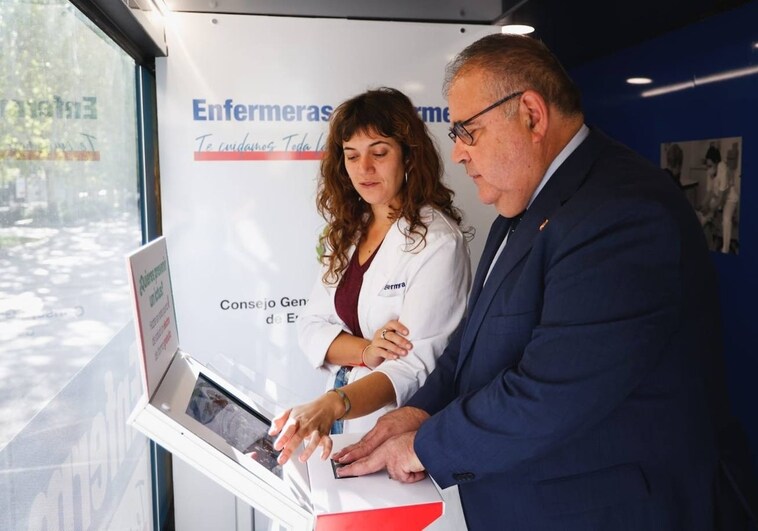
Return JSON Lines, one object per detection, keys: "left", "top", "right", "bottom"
{"left": 330, "top": 366, "right": 351, "bottom": 435}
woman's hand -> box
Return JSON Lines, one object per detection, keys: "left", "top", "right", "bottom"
{"left": 268, "top": 392, "right": 345, "bottom": 464}
{"left": 362, "top": 320, "right": 413, "bottom": 368}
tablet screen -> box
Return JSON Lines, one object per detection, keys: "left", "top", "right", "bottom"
{"left": 185, "top": 373, "right": 282, "bottom": 478}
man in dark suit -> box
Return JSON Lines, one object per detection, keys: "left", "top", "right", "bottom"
{"left": 332, "top": 34, "right": 756, "bottom": 530}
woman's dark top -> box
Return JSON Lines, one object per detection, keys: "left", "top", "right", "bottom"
{"left": 334, "top": 243, "right": 381, "bottom": 339}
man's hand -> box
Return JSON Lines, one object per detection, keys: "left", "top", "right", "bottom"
{"left": 332, "top": 406, "right": 429, "bottom": 464}
{"left": 336, "top": 431, "right": 426, "bottom": 483}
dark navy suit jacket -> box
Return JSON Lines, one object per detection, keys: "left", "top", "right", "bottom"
{"left": 407, "top": 130, "right": 755, "bottom": 530}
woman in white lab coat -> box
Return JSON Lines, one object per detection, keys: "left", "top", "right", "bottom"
{"left": 270, "top": 88, "right": 471, "bottom": 463}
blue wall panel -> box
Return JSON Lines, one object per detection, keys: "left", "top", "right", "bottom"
{"left": 571, "top": 0, "right": 758, "bottom": 467}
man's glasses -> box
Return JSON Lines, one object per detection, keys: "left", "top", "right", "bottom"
{"left": 448, "top": 90, "right": 524, "bottom": 146}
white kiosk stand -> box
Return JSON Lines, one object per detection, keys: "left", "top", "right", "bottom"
{"left": 126, "top": 237, "right": 443, "bottom": 530}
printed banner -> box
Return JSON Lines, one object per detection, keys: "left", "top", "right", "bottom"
{"left": 157, "top": 13, "right": 497, "bottom": 405}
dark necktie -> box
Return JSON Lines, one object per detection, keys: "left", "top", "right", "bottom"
{"left": 469, "top": 210, "right": 527, "bottom": 306}
{"left": 509, "top": 210, "right": 525, "bottom": 234}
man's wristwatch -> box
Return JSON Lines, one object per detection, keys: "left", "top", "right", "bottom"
{"left": 327, "top": 388, "right": 351, "bottom": 420}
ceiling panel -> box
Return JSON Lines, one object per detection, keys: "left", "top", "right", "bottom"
{"left": 118, "top": 0, "right": 753, "bottom": 69}
{"left": 164, "top": 0, "right": 507, "bottom": 22}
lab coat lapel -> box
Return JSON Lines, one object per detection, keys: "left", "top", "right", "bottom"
{"left": 357, "top": 217, "right": 407, "bottom": 330}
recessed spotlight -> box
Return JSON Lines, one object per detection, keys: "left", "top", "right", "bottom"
{"left": 626, "top": 77, "right": 653, "bottom": 85}
{"left": 502, "top": 24, "right": 535, "bottom": 35}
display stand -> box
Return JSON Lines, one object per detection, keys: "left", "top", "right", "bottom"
{"left": 126, "top": 237, "right": 443, "bottom": 530}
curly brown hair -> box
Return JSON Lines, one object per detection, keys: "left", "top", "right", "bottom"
{"left": 318, "top": 87, "right": 463, "bottom": 285}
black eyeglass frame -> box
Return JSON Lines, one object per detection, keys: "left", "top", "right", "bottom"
{"left": 447, "top": 90, "right": 524, "bottom": 145}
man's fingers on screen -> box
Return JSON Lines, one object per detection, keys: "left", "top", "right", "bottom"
{"left": 337, "top": 453, "right": 384, "bottom": 478}
{"left": 331, "top": 447, "right": 348, "bottom": 462}
{"left": 332, "top": 441, "right": 362, "bottom": 463}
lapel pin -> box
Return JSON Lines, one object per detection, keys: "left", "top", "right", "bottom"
{"left": 539, "top": 219, "right": 549, "bottom": 231}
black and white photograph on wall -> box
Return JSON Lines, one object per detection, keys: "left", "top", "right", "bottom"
{"left": 661, "top": 137, "right": 742, "bottom": 254}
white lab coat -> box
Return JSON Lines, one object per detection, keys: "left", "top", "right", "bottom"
{"left": 297, "top": 206, "right": 471, "bottom": 434}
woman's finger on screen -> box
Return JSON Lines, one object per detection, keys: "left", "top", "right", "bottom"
{"left": 268, "top": 408, "right": 292, "bottom": 436}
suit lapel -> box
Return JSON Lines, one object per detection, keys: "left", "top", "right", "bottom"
{"left": 456, "top": 129, "right": 612, "bottom": 375}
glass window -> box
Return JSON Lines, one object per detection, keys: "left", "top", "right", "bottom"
{"left": 0, "top": 1, "right": 152, "bottom": 529}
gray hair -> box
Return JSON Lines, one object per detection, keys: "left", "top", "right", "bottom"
{"left": 444, "top": 33, "right": 583, "bottom": 116}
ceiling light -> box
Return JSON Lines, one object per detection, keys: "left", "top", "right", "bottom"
{"left": 642, "top": 64, "right": 758, "bottom": 97}
{"left": 626, "top": 77, "right": 653, "bottom": 85}
{"left": 502, "top": 24, "right": 535, "bottom": 35}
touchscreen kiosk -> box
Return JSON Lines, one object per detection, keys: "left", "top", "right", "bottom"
{"left": 126, "top": 237, "right": 443, "bottom": 530}
{"left": 185, "top": 373, "right": 282, "bottom": 477}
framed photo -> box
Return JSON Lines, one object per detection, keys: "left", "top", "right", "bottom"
{"left": 661, "top": 137, "right": 742, "bottom": 254}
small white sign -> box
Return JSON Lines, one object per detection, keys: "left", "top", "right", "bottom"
{"left": 126, "top": 236, "right": 179, "bottom": 400}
